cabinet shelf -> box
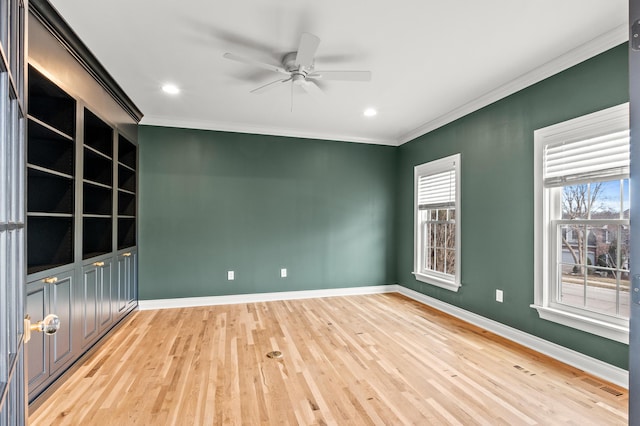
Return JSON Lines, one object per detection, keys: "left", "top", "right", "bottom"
{"left": 27, "top": 168, "right": 74, "bottom": 214}
{"left": 117, "top": 191, "right": 135, "bottom": 216}
{"left": 83, "top": 182, "right": 112, "bottom": 216}
{"left": 83, "top": 217, "right": 112, "bottom": 260}
{"left": 27, "top": 164, "right": 73, "bottom": 180}
{"left": 83, "top": 148, "right": 112, "bottom": 187}
{"left": 118, "top": 135, "right": 136, "bottom": 170}
{"left": 83, "top": 179, "right": 111, "bottom": 190}
{"left": 27, "top": 216, "right": 74, "bottom": 275}
{"left": 117, "top": 165, "right": 135, "bottom": 193}
{"left": 84, "top": 108, "right": 113, "bottom": 157}
{"left": 27, "top": 115, "right": 73, "bottom": 141}
{"left": 28, "top": 66, "right": 76, "bottom": 136}
{"left": 28, "top": 119, "right": 74, "bottom": 176}
{"left": 117, "top": 217, "right": 136, "bottom": 250}
{"left": 117, "top": 161, "right": 134, "bottom": 172}
{"left": 83, "top": 144, "right": 111, "bottom": 161}
{"left": 27, "top": 212, "right": 73, "bottom": 218}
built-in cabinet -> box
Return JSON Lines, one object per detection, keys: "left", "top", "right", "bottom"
{"left": 26, "top": 0, "right": 142, "bottom": 404}
{"left": 80, "top": 258, "right": 113, "bottom": 348}
{"left": 117, "top": 249, "right": 138, "bottom": 315}
{"left": 26, "top": 270, "right": 74, "bottom": 393}
{"left": 26, "top": 66, "right": 140, "bottom": 401}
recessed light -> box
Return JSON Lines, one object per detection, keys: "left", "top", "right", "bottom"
{"left": 162, "top": 84, "right": 180, "bottom": 95}
{"left": 363, "top": 108, "right": 377, "bottom": 117}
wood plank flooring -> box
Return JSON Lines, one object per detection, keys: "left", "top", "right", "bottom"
{"left": 29, "top": 293, "right": 628, "bottom": 425}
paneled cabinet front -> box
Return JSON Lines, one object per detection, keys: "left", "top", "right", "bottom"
{"left": 116, "top": 250, "right": 137, "bottom": 319}
{"left": 81, "top": 258, "right": 114, "bottom": 348}
{"left": 26, "top": 269, "right": 75, "bottom": 396}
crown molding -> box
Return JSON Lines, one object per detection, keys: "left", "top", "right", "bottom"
{"left": 141, "top": 115, "right": 397, "bottom": 146}
{"left": 398, "top": 24, "right": 629, "bottom": 145}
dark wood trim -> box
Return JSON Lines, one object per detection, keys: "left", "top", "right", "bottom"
{"left": 29, "top": 0, "right": 143, "bottom": 123}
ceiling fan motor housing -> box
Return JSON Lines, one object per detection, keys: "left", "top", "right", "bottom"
{"left": 283, "top": 52, "right": 312, "bottom": 75}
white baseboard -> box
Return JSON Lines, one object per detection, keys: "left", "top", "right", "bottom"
{"left": 138, "top": 284, "right": 628, "bottom": 388}
{"left": 138, "top": 285, "right": 397, "bottom": 311}
{"left": 396, "top": 286, "right": 629, "bottom": 389}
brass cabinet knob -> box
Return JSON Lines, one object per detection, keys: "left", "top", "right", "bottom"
{"left": 93, "top": 261, "right": 105, "bottom": 267}
{"left": 122, "top": 252, "right": 132, "bottom": 257}
{"left": 43, "top": 277, "right": 58, "bottom": 284}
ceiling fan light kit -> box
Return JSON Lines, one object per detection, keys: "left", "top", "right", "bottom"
{"left": 224, "top": 32, "right": 372, "bottom": 101}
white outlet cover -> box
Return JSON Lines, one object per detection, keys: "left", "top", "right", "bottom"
{"left": 227, "top": 271, "right": 235, "bottom": 280}
{"left": 280, "top": 268, "right": 287, "bottom": 278}
{"left": 496, "top": 289, "right": 503, "bottom": 303}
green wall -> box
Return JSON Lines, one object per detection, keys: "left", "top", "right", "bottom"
{"left": 396, "top": 44, "right": 629, "bottom": 369}
{"left": 138, "top": 127, "right": 397, "bottom": 300}
{"left": 138, "top": 44, "right": 629, "bottom": 369}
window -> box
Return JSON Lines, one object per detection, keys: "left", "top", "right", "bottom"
{"left": 413, "top": 154, "right": 461, "bottom": 292}
{"left": 533, "top": 103, "right": 630, "bottom": 343}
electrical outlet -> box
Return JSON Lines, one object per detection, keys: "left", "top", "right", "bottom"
{"left": 227, "top": 271, "right": 235, "bottom": 281}
{"left": 496, "top": 289, "right": 503, "bottom": 303}
{"left": 280, "top": 268, "right": 287, "bottom": 278}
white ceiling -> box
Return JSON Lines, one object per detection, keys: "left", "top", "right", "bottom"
{"left": 48, "top": 0, "right": 628, "bottom": 146}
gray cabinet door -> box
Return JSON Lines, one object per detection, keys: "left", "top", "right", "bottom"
{"left": 81, "top": 264, "right": 100, "bottom": 347}
{"left": 81, "top": 258, "right": 113, "bottom": 347}
{"left": 116, "top": 255, "right": 128, "bottom": 317}
{"left": 48, "top": 270, "right": 74, "bottom": 374}
{"left": 26, "top": 268, "right": 75, "bottom": 397}
{"left": 126, "top": 250, "right": 137, "bottom": 308}
{"left": 26, "top": 281, "right": 48, "bottom": 392}
{"left": 99, "top": 259, "right": 113, "bottom": 331}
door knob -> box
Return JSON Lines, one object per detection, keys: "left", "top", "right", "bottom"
{"left": 24, "top": 314, "right": 60, "bottom": 343}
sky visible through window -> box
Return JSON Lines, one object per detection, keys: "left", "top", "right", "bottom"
{"left": 597, "top": 179, "right": 629, "bottom": 214}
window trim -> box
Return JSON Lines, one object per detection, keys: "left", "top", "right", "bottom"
{"left": 532, "top": 103, "right": 629, "bottom": 344}
{"left": 413, "top": 154, "right": 461, "bottom": 292}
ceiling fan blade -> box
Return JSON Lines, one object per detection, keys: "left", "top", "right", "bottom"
{"left": 223, "top": 53, "right": 289, "bottom": 75}
{"left": 250, "top": 78, "right": 292, "bottom": 94}
{"left": 295, "top": 33, "right": 320, "bottom": 68}
{"left": 300, "top": 80, "right": 324, "bottom": 98}
{"left": 308, "top": 70, "right": 372, "bottom": 82}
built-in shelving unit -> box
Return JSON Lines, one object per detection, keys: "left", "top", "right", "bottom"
{"left": 26, "top": 0, "right": 143, "bottom": 405}
{"left": 117, "top": 135, "right": 136, "bottom": 250}
{"left": 27, "top": 66, "right": 76, "bottom": 275}
{"left": 82, "top": 109, "right": 113, "bottom": 260}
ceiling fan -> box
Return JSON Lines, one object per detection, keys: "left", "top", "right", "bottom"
{"left": 223, "top": 33, "right": 371, "bottom": 97}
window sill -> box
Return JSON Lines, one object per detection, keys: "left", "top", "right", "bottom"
{"left": 530, "top": 304, "right": 629, "bottom": 344}
{"left": 413, "top": 272, "right": 460, "bottom": 292}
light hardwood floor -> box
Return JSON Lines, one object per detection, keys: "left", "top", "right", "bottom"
{"left": 29, "top": 293, "right": 628, "bottom": 425}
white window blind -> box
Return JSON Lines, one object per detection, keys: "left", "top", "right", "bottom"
{"left": 544, "top": 129, "right": 630, "bottom": 187}
{"left": 418, "top": 169, "right": 456, "bottom": 209}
